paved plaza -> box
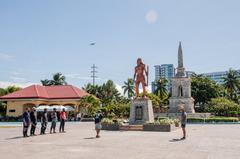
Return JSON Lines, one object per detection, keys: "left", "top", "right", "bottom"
{"left": 0, "top": 122, "right": 240, "bottom": 159}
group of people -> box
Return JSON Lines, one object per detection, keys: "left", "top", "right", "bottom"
{"left": 22, "top": 107, "right": 67, "bottom": 137}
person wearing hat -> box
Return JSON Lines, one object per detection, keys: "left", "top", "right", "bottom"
{"left": 179, "top": 105, "right": 187, "bottom": 140}
{"left": 50, "top": 108, "right": 58, "bottom": 134}
{"left": 94, "top": 110, "right": 103, "bottom": 138}
{"left": 30, "top": 107, "right": 37, "bottom": 136}
{"left": 40, "top": 108, "right": 48, "bottom": 135}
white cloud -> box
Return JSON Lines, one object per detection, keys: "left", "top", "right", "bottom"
{"left": 0, "top": 81, "right": 37, "bottom": 88}
{"left": 0, "top": 53, "right": 14, "bottom": 61}
{"left": 115, "top": 83, "right": 124, "bottom": 96}
{"left": 10, "top": 76, "right": 27, "bottom": 83}
{"left": 145, "top": 10, "right": 158, "bottom": 24}
{"left": 66, "top": 74, "right": 99, "bottom": 80}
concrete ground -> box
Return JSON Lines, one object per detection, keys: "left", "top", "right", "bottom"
{"left": 0, "top": 122, "right": 240, "bottom": 159}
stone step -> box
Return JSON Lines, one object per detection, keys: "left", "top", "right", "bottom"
{"left": 119, "top": 125, "right": 143, "bottom": 131}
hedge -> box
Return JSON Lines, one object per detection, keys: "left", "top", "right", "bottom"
{"left": 187, "top": 117, "right": 239, "bottom": 123}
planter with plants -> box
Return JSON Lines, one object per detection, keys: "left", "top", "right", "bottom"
{"left": 101, "top": 118, "right": 124, "bottom": 131}
{"left": 143, "top": 119, "right": 179, "bottom": 132}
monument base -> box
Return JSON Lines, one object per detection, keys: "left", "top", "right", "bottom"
{"left": 168, "top": 97, "right": 195, "bottom": 113}
{"left": 129, "top": 99, "right": 154, "bottom": 125}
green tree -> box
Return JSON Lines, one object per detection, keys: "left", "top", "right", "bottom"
{"left": 205, "top": 97, "right": 240, "bottom": 116}
{"left": 40, "top": 79, "right": 52, "bottom": 86}
{"left": 0, "top": 88, "right": 6, "bottom": 96}
{"left": 83, "top": 80, "right": 121, "bottom": 106}
{"left": 41, "top": 72, "right": 67, "bottom": 86}
{"left": 122, "top": 78, "right": 135, "bottom": 99}
{"left": 222, "top": 69, "right": 240, "bottom": 101}
{"left": 101, "top": 80, "right": 121, "bottom": 105}
{"left": 5, "top": 86, "right": 21, "bottom": 94}
{"left": 191, "top": 75, "right": 221, "bottom": 107}
{"left": 79, "top": 95, "right": 101, "bottom": 116}
{"left": 153, "top": 78, "right": 168, "bottom": 100}
{"left": 0, "top": 86, "right": 21, "bottom": 117}
{"left": 83, "top": 83, "right": 102, "bottom": 99}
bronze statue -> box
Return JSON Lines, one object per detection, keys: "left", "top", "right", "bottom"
{"left": 133, "top": 58, "right": 149, "bottom": 98}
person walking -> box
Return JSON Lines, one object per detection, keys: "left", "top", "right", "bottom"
{"left": 30, "top": 107, "right": 37, "bottom": 136}
{"left": 94, "top": 111, "right": 103, "bottom": 138}
{"left": 59, "top": 108, "right": 67, "bottom": 133}
{"left": 40, "top": 108, "right": 48, "bottom": 135}
{"left": 50, "top": 108, "right": 58, "bottom": 134}
{"left": 22, "top": 108, "right": 30, "bottom": 137}
{"left": 179, "top": 105, "right": 187, "bottom": 140}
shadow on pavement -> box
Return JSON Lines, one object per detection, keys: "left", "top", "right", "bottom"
{"left": 84, "top": 137, "right": 96, "bottom": 140}
{"left": 169, "top": 138, "right": 184, "bottom": 142}
{"left": 6, "top": 136, "right": 24, "bottom": 140}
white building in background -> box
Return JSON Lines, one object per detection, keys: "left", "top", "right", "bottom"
{"left": 202, "top": 70, "right": 240, "bottom": 84}
{"left": 152, "top": 64, "right": 175, "bottom": 92}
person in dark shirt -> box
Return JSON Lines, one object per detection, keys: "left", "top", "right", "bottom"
{"left": 94, "top": 111, "right": 103, "bottom": 138}
{"left": 50, "top": 108, "right": 58, "bottom": 134}
{"left": 40, "top": 108, "right": 48, "bottom": 135}
{"left": 22, "top": 108, "right": 30, "bottom": 137}
{"left": 30, "top": 107, "right": 37, "bottom": 136}
{"left": 179, "top": 105, "right": 187, "bottom": 140}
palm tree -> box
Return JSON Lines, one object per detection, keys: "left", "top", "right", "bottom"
{"left": 154, "top": 78, "right": 168, "bottom": 100}
{"left": 83, "top": 83, "right": 102, "bottom": 99}
{"left": 222, "top": 69, "right": 240, "bottom": 100}
{"left": 52, "top": 73, "right": 67, "bottom": 85}
{"left": 41, "top": 79, "right": 51, "bottom": 86}
{"left": 122, "top": 78, "right": 135, "bottom": 99}
{"left": 41, "top": 72, "right": 67, "bottom": 86}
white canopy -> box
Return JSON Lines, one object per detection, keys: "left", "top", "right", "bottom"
{"left": 36, "top": 105, "right": 75, "bottom": 112}
{"left": 36, "top": 105, "right": 50, "bottom": 112}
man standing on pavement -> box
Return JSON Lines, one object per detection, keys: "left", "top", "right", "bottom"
{"left": 22, "top": 108, "right": 30, "bottom": 137}
{"left": 50, "top": 108, "right": 58, "bottom": 134}
{"left": 95, "top": 110, "right": 103, "bottom": 138}
{"left": 179, "top": 105, "right": 187, "bottom": 140}
{"left": 40, "top": 108, "right": 48, "bottom": 135}
{"left": 30, "top": 107, "right": 37, "bottom": 136}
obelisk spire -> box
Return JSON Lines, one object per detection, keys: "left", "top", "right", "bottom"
{"left": 176, "top": 41, "right": 185, "bottom": 77}
{"left": 178, "top": 42, "right": 183, "bottom": 68}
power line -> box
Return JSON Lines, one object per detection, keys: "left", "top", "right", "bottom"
{"left": 91, "top": 64, "right": 97, "bottom": 85}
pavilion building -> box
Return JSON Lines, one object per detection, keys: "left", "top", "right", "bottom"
{"left": 0, "top": 85, "right": 89, "bottom": 117}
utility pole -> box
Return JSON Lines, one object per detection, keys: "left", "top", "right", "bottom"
{"left": 91, "top": 64, "right": 97, "bottom": 85}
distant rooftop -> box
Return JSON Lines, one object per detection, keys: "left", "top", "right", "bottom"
{"left": 0, "top": 85, "right": 88, "bottom": 100}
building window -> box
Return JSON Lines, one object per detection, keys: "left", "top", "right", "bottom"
{"left": 9, "top": 109, "right": 16, "bottom": 112}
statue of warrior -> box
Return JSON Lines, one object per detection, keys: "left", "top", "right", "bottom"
{"left": 133, "top": 58, "right": 149, "bottom": 98}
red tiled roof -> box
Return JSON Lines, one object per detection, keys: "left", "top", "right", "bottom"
{"left": 0, "top": 85, "right": 88, "bottom": 100}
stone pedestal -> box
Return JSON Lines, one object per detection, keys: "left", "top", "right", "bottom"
{"left": 129, "top": 99, "right": 154, "bottom": 125}
{"left": 168, "top": 77, "right": 195, "bottom": 113}
{"left": 169, "top": 97, "right": 195, "bottom": 113}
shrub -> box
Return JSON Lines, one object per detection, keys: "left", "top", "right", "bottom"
{"left": 187, "top": 117, "right": 205, "bottom": 123}
{"left": 157, "top": 117, "right": 169, "bottom": 121}
{"left": 147, "top": 119, "right": 175, "bottom": 125}
{"left": 101, "top": 118, "right": 124, "bottom": 125}
{"left": 187, "top": 117, "right": 239, "bottom": 123}
{"left": 204, "top": 98, "right": 240, "bottom": 116}
{"left": 101, "top": 118, "right": 114, "bottom": 125}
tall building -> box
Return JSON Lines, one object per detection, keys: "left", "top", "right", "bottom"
{"left": 152, "top": 64, "right": 175, "bottom": 92}
{"left": 202, "top": 70, "right": 240, "bottom": 84}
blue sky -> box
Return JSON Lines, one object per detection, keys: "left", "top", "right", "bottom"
{"left": 0, "top": 0, "right": 239, "bottom": 89}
